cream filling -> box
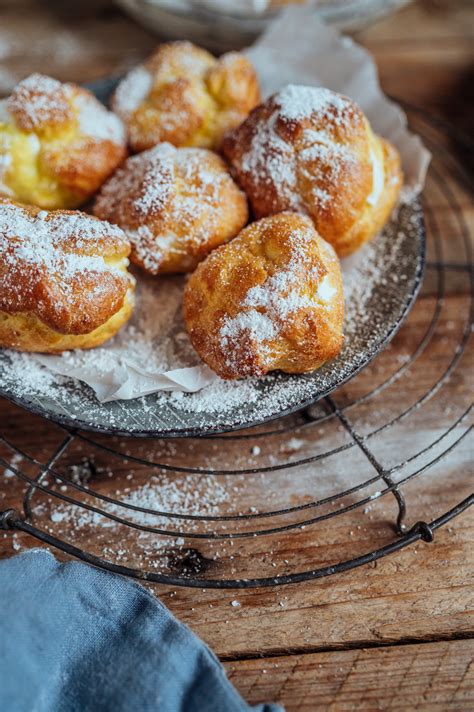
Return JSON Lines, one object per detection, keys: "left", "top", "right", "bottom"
{"left": 317, "top": 275, "right": 337, "bottom": 303}
{"left": 367, "top": 148, "right": 384, "bottom": 206}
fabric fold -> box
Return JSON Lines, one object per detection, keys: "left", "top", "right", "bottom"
{"left": 0, "top": 550, "right": 282, "bottom": 712}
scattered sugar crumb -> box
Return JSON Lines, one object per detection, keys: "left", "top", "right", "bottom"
{"left": 2, "top": 453, "right": 23, "bottom": 478}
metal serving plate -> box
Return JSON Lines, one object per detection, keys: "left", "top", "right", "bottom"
{"left": 0, "top": 79, "right": 425, "bottom": 438}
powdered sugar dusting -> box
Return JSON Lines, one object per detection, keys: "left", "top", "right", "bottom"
{"left": 237, "top": 84, "right": 359, "bottom": 212}
{"left": 95, "top": 143, "right": 235, "bottom": 274}
{"left": 44, "top": 472, "right": 231, "bottom": 532}
{"left": 74, "top": 91, "right": 125, "bottom": 144}
{"left": 275, "top": 84, "right": 352, "bottom": 124}
{"left": 0, "top": 350, "right": 61, "bottom": 398}
{"left": 96, "top": 143, "right": 176, "bottom": 221}
{"left": 219, "top": 226, "right": 334, "bottom": 372}
{"left": 7, "top": 73, "right": 73, "bottom": 130}
{"left": 112, "top": 65, "right": 153, "bottom": 120}
{"left": 241, "top": 109, "right": 300, "bottom": 209}
{"left": 0, "top": 199, "right": 423, "bottom": 430}
{"left": 4, "top": 74, "right": 125, "bottom": 146}
{"left": 0, "top": 201, "right": 129, "bottom": 312}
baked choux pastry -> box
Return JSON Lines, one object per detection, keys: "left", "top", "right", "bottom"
{"left": 112, "top": 41, "right": 260, "bottom": 153}
{"left": 222, "top": 84, "right": 403, "bottom": 257}
{"left": 0, "top": 199, "right": 135, "bottom": 352}
{"left": 93, "top": 142, "right": 249, "bottom": 275}
{"left": 0, "top": 73, "right": 126, "bottom": 210}
{"left": 183, "top": 211, "right": 344, "bottom": 379}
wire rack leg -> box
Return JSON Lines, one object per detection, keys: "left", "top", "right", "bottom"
{"left": 325, "top": 397, "right": 408, "bottom": 534}
{"left": 22, "top": 434, "right": 75, "bottom": 521}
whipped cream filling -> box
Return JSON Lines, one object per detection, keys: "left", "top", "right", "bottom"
{"left": 316, "top": 275, "right": 337, "bottom": 303}
{"left": 367, "top": 147, "right": 384, "bottom": 206}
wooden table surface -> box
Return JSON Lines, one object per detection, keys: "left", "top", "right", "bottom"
{"left": 1, "top": 1, "right": 473, "bottom": 710}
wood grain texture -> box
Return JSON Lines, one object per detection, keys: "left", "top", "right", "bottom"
{"left": 225, "top": 640, "right": 474, "bottom": 711}
{"left": 1, "top": 394, "right": 472, "bottom": 660}
{"left": 0, "top": 1, "right": 473, "bottom": 710}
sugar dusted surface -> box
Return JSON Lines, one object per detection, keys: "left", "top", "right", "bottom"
{"left": 5, "top": 73, "right": 125, "bottom": 145}
{"left": 0, "top": 201, "right": 129, "bottom": 311}
{"left": 7, "top": 73, "right": 72, "bottom": 129}
{"left": 275, "top": 84, "right": 352, "bottom": 123}
{"left": 219, "top": 225, "right": 333, "bottom": 373}
{"left": 240, "top": 109, "right": 301, "bottom": 209}
{"left": 0, "top": 199, "right": 423, "bottom": 433}
{"left": 95, "top": 143, "right": 235, "bottom": 274}
{"left": 74, "top": 91, "right": 125, "bottom": 144}
{"left": 112, "top": 65, "right": 153, "bottom": 120}
{"left": 43, "top": 471, "right": 231, "bottom": 531}
{"left": 238, "top": 85, "right": 360, "bottom": 212}
{"left": 96, "top": 144, "right": 176, "bottom": 222}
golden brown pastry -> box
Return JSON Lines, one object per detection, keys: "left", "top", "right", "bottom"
{"left": 94, "top": 142, "right": 249, "bottom": 275}
{"left": 183, "top": 211, "right": 344, "bottom": 379}
{"left": 0, "top": 199, "right": 135, "bottom": 352}
{"left": 112, "top": 41, "right": 260, "bottom": 153}
{"left": 222, "top": 84, "right": 402, "bottom": 256}
{"left": 0, "top": 73, "right": 127, "bottom": 210}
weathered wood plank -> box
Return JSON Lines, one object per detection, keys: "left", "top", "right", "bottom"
{"left": 2, "top": 391, "right": 472, "bottom": 658}
{"left": 225, "top": 639, "right": 474, "bottom": 711}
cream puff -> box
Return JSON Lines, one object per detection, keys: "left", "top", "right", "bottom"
{"left": 112, "top": 41, "right": 260, "bottom": 152}
{"left": 0, "top": 199, "right": 135, "bottom": 352}
{"left": 94, "top": 142, "right": 249, "bottom": 275}
{"left": 0, "top": 73, "right": 126, "bottom": 210}
{"left": 222, "top": 84, "right": 402, "bottom": 256}
{"left": 183, "top": 211, "right": 344, "bottom": 379}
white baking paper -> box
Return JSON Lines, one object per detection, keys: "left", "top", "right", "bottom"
{"left": 246, "top": 6, "right": 430, "bottom": 194}
{"left": 34, "top": 357, "right": 217, "bottom": 403}
{"left": 34, "top": 8, "right": 430, "bottom": 402}
{"left": 32, "top": 275, "right": 219, "bottom": 402}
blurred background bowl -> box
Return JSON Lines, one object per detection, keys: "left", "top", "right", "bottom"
{"left": 115, "top": 0, "right": 413, "bottom": 52}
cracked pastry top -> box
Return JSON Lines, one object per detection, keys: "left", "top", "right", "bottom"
{"left": 112, "top": 41, "right": 260, "bottom": 152}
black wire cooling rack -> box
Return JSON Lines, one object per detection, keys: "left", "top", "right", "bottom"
{"left": 1, "top": 104, "right": 473, "bottom": 589}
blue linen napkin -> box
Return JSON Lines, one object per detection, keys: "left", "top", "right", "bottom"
{"left": 0, "top": 550, "right": 282, "bottom": 712}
